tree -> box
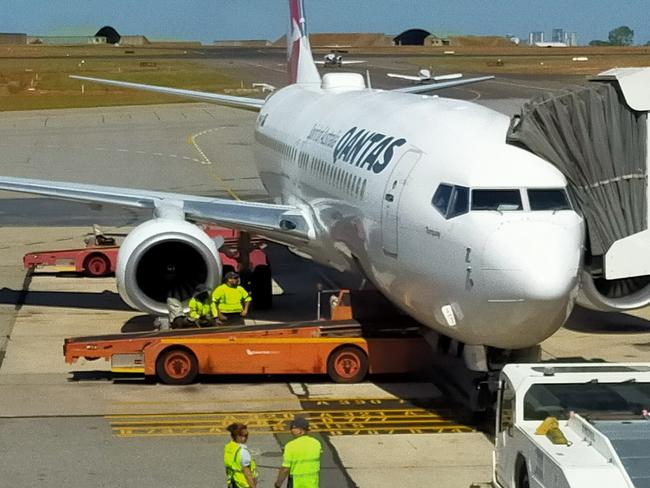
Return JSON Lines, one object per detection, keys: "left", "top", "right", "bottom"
{"left": 608, "top": 25, "right": 634, "bottom": 46}
{"left": 589, "top": 40, "right": 611, "bottom": 46}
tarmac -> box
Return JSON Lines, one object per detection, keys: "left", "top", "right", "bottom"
{"left": 0, "top": 81, "right": 649, "bottom": 487}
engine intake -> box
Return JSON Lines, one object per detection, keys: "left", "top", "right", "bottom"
{"left": 579, "top": 267, "right": 650, "bottom": 312}
{"left": 116, "top": 219, "right": 222, "bottom": 315}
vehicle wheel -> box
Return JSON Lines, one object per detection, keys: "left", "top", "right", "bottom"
{"left": 84, "top": 253, "right": 110, "bottom": 277}
{"left": 327, "top": 346, "right": 368, "bottom": 383}
{"left": 156, "top": 348, "right": 199, "bottom": 385}
{"left": 251, "top": 265, "right": 272, "bottom": 310}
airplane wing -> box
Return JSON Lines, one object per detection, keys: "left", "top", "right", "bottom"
{"left": 0, "top": 176, "right": 312, "bottom": 245}
{"left": 387, "top": 73, "right": 422, "bottom": 81}
{"left": 70, "top": 76, "right": 265, "bottom": 111}
{"left": 391, "top": 75, "right": 494, "bottom": 94}
{"left": 340, "top": 60, "right": 366, "bottom": 65}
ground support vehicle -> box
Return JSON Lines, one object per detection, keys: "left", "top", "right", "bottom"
{"left": 64, "top": 290, "right": 430, "bottom": 385}
{"left": 493, "top": 363, "right": 650, "bottom": 488}
{"left": 22, "top": 225, "right": 272, "bottom": 307}
{"left": 23, "top": 227, "right": 120, "bottom": 277}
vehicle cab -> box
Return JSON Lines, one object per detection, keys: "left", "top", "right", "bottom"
{"left": 494, "top": 363, "right": 650, "bottom": 488}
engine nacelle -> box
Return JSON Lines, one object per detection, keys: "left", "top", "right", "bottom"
{"left": 116, "top": 219, "right": 222, "bottom": 315}
{"left": 578, "top": 268, "right": 650, "bottom": 312}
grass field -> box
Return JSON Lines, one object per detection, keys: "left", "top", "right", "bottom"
{"left": 0, "top": 45, "right": 245, "bottom": 111}
{"left": 0, "top": 44, "right": 649, "bottom": 111}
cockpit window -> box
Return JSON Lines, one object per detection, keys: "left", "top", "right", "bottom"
{"left": 448, "top": 186, "right": 469, "bottom": 218}
{"left": 432, "top": 184, "right": 452, "bottom": 215}
{"left": 471, "top": 189, "right": 522, "bottom": 211}
{"left": 528, "top": 189, "right": 571, "bottom": 211}
{"left": 432, "top": 184, "right": 469, "bottom": 219}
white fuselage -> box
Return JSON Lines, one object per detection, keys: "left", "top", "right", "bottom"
{"left": 253, "top": 80, "right": 585, "bottom": 349}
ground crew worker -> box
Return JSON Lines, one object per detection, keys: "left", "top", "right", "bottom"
{"left": 224, "top": 423, "right": 258, "bottom": 488}
{"left": 274, "top": 415, "right": 322, "bottom": 488}
{"left": 212, "top": 271, "right": 252, "bottom": 325}
{"left": 186, "top": 284, "right": 217, "bottom": 327}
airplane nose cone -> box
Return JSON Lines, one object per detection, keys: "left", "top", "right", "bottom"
{"left": 481, "top": 220, "right": 582, "bottom": 301}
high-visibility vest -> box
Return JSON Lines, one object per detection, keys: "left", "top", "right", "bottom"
{"left": 212, "top": 284, "right": 252, "bottom": 314}
{"left": 281, "top": 435, "right": 322, "bottom": 488}
{"left": 224, "top": 440, "right": 258, "bottom": 488}
{"left": 188, "top": 297, "right": 215, "bottom": 320}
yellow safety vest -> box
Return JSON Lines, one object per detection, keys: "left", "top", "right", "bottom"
{"left": 224, "top": 440, "right": 258, "bottom": 488}
{"left": 212, "top": 284, "right": 252, "bottom": 314}
{"left": 188, "top": 297, "right": 216, "bottom": 320}
{"left": 281, "top": 435, "right": 322, "bottom": 488}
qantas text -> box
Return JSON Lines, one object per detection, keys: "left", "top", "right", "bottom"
{"left": 333, "top": 127, "right": 407, "bottom": 174}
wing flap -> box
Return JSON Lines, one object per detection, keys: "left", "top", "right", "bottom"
{"left": 70, "top": 76, "right": 265, "bottom": 111}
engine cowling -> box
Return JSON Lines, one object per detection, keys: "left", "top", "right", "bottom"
{"left": 578, "top": 268, "right": 650, "bottom": 312}
{"left": 116, "top": 219, "right": 222, "bottom": 315}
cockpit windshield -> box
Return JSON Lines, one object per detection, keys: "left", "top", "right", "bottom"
{"left": 523, "top": 382, "right": 650, "bottom": 421}
{"left": 471, "top": 189, "right": 522, "bottom": 211}
{"left": 528, "top": 189, "right": 572, "bottom": 211}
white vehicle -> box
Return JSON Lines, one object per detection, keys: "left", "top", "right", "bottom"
{"left": 0, "top": 1, "right": 648, "bottom": 373}
{"left": 494, "top": 363, "right": 650, "bottom": 487}
{"left": 314, "top": 51, "right": 365, "bottom": 67}
{"left": 387, "top": 68, "right": 463, "bottom": 83}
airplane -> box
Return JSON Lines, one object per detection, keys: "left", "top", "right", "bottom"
{"left": 387, "top": 68, "right": 463, "bottom": 83}
{"left": 315, "top": 51, "right": 365, "bottom": 68}
{"left": 0, "top": 0, "right": 648, "bottom": 374}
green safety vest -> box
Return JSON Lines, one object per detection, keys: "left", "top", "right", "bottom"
{"left": 282, "top": 435, "right": 322, "bottom": 488}
{"left": 224, "top": 440, "right": 258, "bottom": 488}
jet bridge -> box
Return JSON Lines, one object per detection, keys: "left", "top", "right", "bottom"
{"left": 506, "top": 68, "right": 650, "bottom": 311}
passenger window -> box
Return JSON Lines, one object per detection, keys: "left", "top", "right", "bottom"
{"left": 432, "top": 184, "right": 453, "bottom": 216}
{"left": 472, "top": 189, "right": 522, "bottom": 211}
{"left": 528, "top": 189, "right": 571, "bottom": 211}
{"left": 448, "top": 186, "right": 469, "bottom": 219}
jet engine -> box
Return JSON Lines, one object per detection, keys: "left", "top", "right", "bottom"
{"left": 116, "top": 219, "right": 222, "bottom": 315}
{"left": 578, "top": 266, "right": 650, "bottom": 312}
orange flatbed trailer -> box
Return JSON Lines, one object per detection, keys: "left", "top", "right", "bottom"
{"left": 64, "top": 293, "right": 430, "bottom": 384}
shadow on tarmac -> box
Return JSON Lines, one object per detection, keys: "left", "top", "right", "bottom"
{"left": 564, "top": 305, "right": 650, "bottom": 334}
{"left": 0, "top": 287, "right": 132, "bottom": 311}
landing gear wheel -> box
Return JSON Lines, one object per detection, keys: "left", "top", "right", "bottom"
{"left": 156, "top": 348, "right": 199, "bottom": 385}
{"left": 327, "top": 346, "right": 368, "bottom": 383}
{"left": 84, "top": 254, "right": 110, "bottom": 277}
{"left": 251, "top": 265, "right": 273, "bottom": 310}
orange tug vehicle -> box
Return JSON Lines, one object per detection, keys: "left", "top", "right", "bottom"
{"left": 64, "top": 290, "right": 431, "bottom": 384}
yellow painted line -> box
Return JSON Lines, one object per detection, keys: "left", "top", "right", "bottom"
{"left": 106, "top": 405, "right": 475, "bottom": 438}
{"left": 111, "top": 367, "right": 145, "bottom": 374}
{"left": 159, "top": 337, "right": 367, "bottom": 345}
{"left": 189, "top": 128, "right": 240, "bottom": 201}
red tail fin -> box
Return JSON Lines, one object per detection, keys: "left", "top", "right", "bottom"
{"left": 288, "top": 0, "right": 320, "bottom": 85}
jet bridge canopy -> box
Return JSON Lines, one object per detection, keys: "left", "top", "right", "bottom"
{"left": 506, "top": 77, "right": 648, "bottom": 260}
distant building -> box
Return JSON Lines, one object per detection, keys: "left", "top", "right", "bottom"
{"left": 119, "top": 35, "right": 149, "bottom": 46}
{"left": 27, "top": 36, "right": 106, "bottom": 45}
{"left": 535, "top": 42, "right": 567, "bottom": 48}
{"left": 529, "top": 31, "right": 544, "bottom": 44}
{"left": 567, "top": 32, "right": 578, "bottom": 46}
{"left": 552, "top": 28, "right": 565, "bottom": 43}
{"left": 0, "top": 33, "right": 26, "bottom": 44}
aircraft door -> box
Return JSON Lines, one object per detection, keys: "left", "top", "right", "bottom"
{"left": 381, "top": 150, "right": 421, "bottom": 256}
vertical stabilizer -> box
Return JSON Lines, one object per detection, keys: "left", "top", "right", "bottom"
{"left": 288, "top": 0, "right": 321, "bottom": 85}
